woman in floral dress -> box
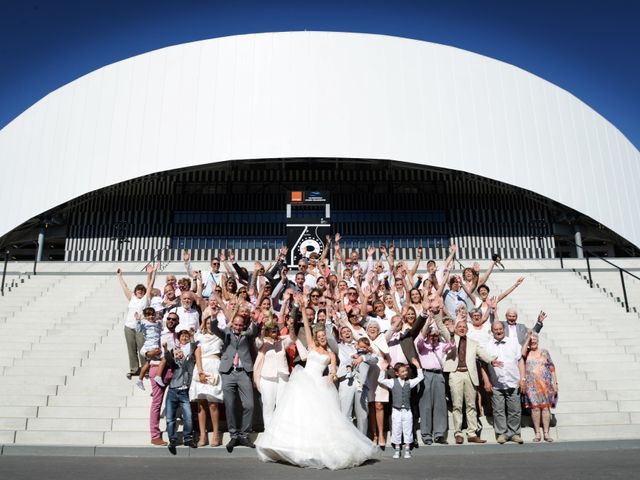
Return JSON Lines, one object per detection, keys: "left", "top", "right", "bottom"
{"left": 520, "top": 332, "right": 558, "bottom": 442}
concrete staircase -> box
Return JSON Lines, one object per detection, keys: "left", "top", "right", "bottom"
{"left": 1, "top": 260, "right": 640, "bottom": 446}
{"left": 488, "top": 261, "right": 640, "bottom": 441}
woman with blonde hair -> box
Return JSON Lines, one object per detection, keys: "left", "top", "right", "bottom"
{"left": 189, "top": 307, "right": 224, "bottom": 446}
{"left": 521, "top": 331, "right": 558, "bottom": 442}
{"left": 253, "top": 318, "right": 295, "bottom": 428}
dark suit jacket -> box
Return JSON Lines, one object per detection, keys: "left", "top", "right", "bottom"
{"left": 211, "top": 318, "right": 260, "bottom": 373}
{"left": 386, "top": 313, "right": 427, "bottom": 378}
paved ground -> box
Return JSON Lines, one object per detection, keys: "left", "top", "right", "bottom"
{"left": 1, "top": 441, "right": 639, "bottom": 480}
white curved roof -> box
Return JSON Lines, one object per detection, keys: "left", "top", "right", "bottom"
{"left": 1, "top": 31, "right": 638, "bottom": 246}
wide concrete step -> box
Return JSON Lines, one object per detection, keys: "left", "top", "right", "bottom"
{"left": 0, "top": 375, "right": 67, "bottom": 386}
{"left": 37, "top": 407, "right": 120, "bottom": 419}
{"left": 554, "top": 401, "right": 620, "bottom": 414}
{"left": 14, "top": 430, "right": 105, "bottom": 445}
{"left": 47, "top": 395, "right": 129, "bottom": 408}
{"left": 27, "top": 418, "right": 113, "bottom": 432}
{"left": 606, "top": 390, "right": 640, "bottom": 401}
{"left": 555, "top": 412, "right": 630, "bottom": 426}
{"left": 0, "top": 395, "right": 48, "bottom": 407}
{"left": 556, "top": 424, "right": 640, "bottom": 440}
{"left": 0, "top": 418, "right": 27, "bottom": 430}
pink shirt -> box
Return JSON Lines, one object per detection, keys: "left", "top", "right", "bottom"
{"left": 414, "top": 333, "right": 453, "bottom": 370}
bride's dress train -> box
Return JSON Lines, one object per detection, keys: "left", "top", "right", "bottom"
{"left": 255, "top": 350, "right": 379, "bottom": 469}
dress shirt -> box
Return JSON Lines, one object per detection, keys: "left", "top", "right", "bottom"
{"left": 414, "top": 334, "right": 452, "bottom": 370}
{"left": 485, "top": 336, "right": 521, "bottom": 389}
{"left": 387, "top": 331, "right": 409, "bottom": 365}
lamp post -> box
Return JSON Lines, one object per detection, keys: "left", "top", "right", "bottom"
{"left": 110, "top": 221, "right": 131, "bottom": 262}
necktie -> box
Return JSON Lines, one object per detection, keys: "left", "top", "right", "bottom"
{"left": 233, "top": 333, "right": 240, "bottom": 367}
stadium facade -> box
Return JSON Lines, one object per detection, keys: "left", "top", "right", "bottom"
{"left": 0, "top": 32, "right": 638, "bottom": 262}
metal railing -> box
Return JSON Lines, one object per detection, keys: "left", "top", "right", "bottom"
{"left": 559, "top": 240, "right": 640, "bottom": 313}
{"left": 141, "top": 245, "right": 172, "bottom": 272}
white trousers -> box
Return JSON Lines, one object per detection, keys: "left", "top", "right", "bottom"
{"left": 259, "top": 374, "right": 289, "bottom": 428}
{"left": 391, "top": 408, "right": 414, "bottom": 445}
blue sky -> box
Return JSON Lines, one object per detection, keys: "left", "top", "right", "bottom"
{"left": 1, "top": 0, "right": 638, "bottom": 147}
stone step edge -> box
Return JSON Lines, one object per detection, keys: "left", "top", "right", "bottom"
{"left": 2, "top": 438, "right": 640, "bottom": 457}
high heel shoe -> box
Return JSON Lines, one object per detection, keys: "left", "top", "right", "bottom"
{"left": 533, "top": 431, "right": 541, "bottom": 442}
{"left": 210, "top": 432, "right": 222, "bottom": 447}
{"left": 543, "top": 431, "right": 554, "bottom": 442}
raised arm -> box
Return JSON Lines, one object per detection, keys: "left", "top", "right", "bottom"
{"left": 434, "top": 311, "right": 451, "bottom": 342}
{"left": 319, "top": 236, "right": 331, "bottom": 264}
{"left": 409, "top": 245, "right": 423, "bottom": 278}
{"left": 532, "top": 310, "right": 546, "bottom": 334}
{"left": 478, "top": 259, "right": 497, "bottom": 286}
{"left": 435, "top": 267, "right": 450, "bottom": 297}
{"left": 183, "top": 250, "right": 195, "bottom": 277}
{"left": 443, "top": 244, "right": 457, "bottom": 270}
{"left": 116, "top": 268, "right": 132, "bottom": 301}
{"left": 294, "top": 293, "right": 314, "bottom": 353}
{"left": 220, "top": 251, "right": 236, "bottom": 280}
{"left": 265, "top": 246, "right": 287, "bottom": 285}
{"left": 229, "top": 251, "right": 250, "bottom": 283}
{"left": 146, "top": 264, "right": 157, "bottom": 298}
{"left": 497, "top": 277, "right": 524, "bottom": 303}
{"left": 377, "top": 366, "right": 395, "bottom": 389}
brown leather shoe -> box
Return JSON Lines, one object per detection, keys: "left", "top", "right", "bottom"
{"left": 151, "top": 437, "right": 168, "bottom": 446}
{"left": 467, "top": 436, "right": 487, "bottom": 444}
{"left": 455, "top": 434, "right": 464, "bottom": 445}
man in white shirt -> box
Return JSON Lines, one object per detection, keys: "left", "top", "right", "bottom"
{"left": 482, "top": 322, "right": 525, "bottom": 444}
{"left": 297, "top": 258, "right": 317, "bottom": 289}
{"left": 183, "top": 251, "right": 227, "bottom": 299}
{"left": 366, "top": 300, "right": 392, "bottom": 333}
{"left": 175, "top": 292, "right": 200, "bottom": 334}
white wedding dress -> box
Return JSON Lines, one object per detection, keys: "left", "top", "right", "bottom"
{"left": 255, "top": 350, "right": 379, "bottom": 469}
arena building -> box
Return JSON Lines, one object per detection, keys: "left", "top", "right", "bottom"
{"left": 0, "top": 32, "right": 638, "bottom": 263}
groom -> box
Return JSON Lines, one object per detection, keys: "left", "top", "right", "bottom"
{"left": 212, "top": 314, "right": 260, "bottom": 451}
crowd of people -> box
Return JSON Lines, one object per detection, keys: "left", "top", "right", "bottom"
{"left": 116, "top": 235, "right": 558, "bottom": 466}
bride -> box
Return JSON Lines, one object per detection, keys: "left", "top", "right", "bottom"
{"left": 255, "top": 293, "right": 379, "bottom": 470}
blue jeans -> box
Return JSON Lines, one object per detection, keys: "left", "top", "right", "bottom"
{"left": 165, "top": 388, "right": 193, "bottom": 443}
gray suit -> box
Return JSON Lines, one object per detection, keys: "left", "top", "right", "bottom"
{"left": 212, "top": 318, "right": 260, "bottom": 438}
{"left": 334, "top": 338, "right": 378, "bottom": 434}
{"left": 501, "top": 320, "right": 543, "bottom": 346}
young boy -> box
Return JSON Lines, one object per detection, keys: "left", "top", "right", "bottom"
{"left": 347, "top": 337, "right": 375, "bottom": 392}
{"left": 136, "top": 307, "right": 163, "bottom": 390}
{"left": 378, "top": 358, "right": 424, "bottom": 459}
{"left": 164, "top": 327, "right": 198, "bottom": 452}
